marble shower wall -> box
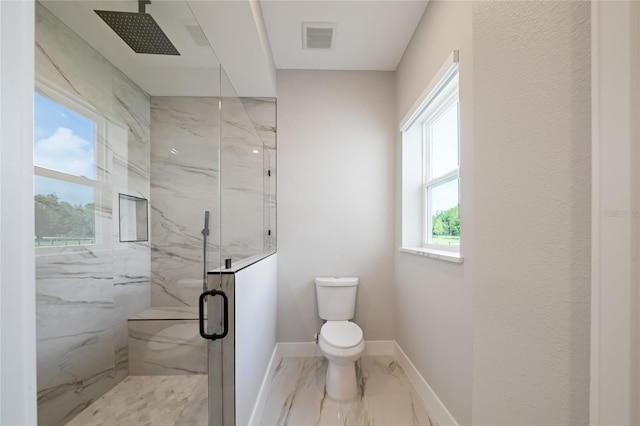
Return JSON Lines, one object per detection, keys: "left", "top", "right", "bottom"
{"left": 150, "top": 97, "right": 220, "bottom": 307}
{"left": 35, "top": 4, "right": 151, "bottom": 425}
{"left": 150, "top": 96, "right": 276, "bottom": 308}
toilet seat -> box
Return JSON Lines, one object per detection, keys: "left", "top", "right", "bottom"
{"left": 320, "top": 321, "right": 363, "bottom": 349}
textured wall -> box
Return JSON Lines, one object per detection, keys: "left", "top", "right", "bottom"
{"left": 471, "top": 1, "right": 591, "bottom": 424}
{"left": 394, "top": 1, "right": 474, "bottom": 424}
{"left": 35, "top": 4, "right": 151, "bottom": 425}
{"left": 276, "top": 70, "right": 396, "bottom": 342}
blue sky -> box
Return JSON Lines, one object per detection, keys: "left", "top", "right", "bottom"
{"left": 34, "top": 93, "right": 95, "bottom": 207}
{"left": 429, "top": 102, "right": 459, "bottom": 215}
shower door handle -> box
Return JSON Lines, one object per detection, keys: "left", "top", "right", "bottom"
{"left": 199, "top": 289, "right": 229, "bottom": 340}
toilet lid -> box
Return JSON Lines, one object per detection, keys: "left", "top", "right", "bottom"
{"left": 320, "top": 321, "right": 363, "bottom": 349}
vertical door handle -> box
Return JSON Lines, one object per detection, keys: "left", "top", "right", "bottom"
{"left": 199, "top": 289, "right": 229, "bottom": 340}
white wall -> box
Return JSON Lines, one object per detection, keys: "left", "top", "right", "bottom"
{"left": 235, "top": 254, "right": 277, "bottom": 426}
{"left": 276, "top": 70, "right": 396, "bottom": 342}
{"left": 0, "top": 1, "right": 37, "bottom": 424}
{"left": 471, "top": 2, "right": 591, "bottom": 424}
{"left": 394, "top": 2, "right": 474, "bottom": 424}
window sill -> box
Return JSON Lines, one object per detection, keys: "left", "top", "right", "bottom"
{"left": 399, "top": 247, "right": 464, "bottom": 264}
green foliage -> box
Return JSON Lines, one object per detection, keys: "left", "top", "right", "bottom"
{"left": 432, "top": 204, "right": 460, "bottom": 237}
{"left": 35, "top": 193, "right": 94, "bottom": 244}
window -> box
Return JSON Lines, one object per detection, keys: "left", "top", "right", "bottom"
{"left": 34, "top": 87, "right": 104, "bottom": 248}
{"left": 400, "top": 51, "right": 461, "bottom": 261}
{"left": 422, "top": 74, "right": 459, "bottom": 249}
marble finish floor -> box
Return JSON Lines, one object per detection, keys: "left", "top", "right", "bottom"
{"left": 259, "top": 356, "right": 434, "bottom": 426}
{"left": 66, "top": 375, "right": 207, "bottom": 426}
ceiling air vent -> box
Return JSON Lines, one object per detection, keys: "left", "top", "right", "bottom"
{"left": 302, "top": 22, "right": 336, "bottom": 50}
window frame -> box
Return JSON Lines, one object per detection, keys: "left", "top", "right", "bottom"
{"left": 420, "top": 75, "right": 460, "bottom": 251}
{"left": 34, "top": 81, "right": 109, "bottom": 251}
{"left": 399, "top": 51, "right": 462, "bottom": 262}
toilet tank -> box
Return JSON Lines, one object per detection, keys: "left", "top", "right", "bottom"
{"left": 315, "top": 277, "right": 359, "bottom": 320}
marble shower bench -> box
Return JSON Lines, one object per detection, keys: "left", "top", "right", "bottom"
{"left": 128, "top": 307, "right": 207, "bottom": 375}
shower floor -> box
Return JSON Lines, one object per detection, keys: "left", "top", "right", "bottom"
{"left": 66, "top": 375, "right": 207, "bottom": 426}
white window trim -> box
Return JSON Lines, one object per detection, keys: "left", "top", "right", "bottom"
{"left": 421, "top": 80, "right": 459, "bottom": 250}
{"left": 400, "top": 51, "right": 459, "bottom": 132}
{"left": 400, "top": 51, "right": 463, "bottom": 263}
{"left": 34, "top": 80, "right": 110, "bottom": 253}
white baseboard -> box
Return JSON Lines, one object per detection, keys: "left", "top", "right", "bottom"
{"left": 247, "top": 345, "right": 279, "bottom": 426}
{"left": 248, "top": 341, "right": 457, "bottom": 426}
{"left": 394, "top": 342, "right": 458, "bottom": 426}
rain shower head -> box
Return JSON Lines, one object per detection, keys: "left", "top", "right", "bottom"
{"left": 95, "top": 0, "right": 180, "bottom": 56}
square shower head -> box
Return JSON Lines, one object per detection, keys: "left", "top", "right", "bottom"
{"left": 94, "top": 10, "right": 180, "bottom": 55}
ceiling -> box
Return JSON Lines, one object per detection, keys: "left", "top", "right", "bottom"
{"left": 40, "top": 0, "right": 428, "bottom": 97}
{"left": 41, "top": 0, "right": 224, "bottom": 96}
{"left": 260, "top": 0, "right": 428, "bottom": 71}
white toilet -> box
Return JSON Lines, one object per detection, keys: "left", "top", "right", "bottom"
{"left": 315, "top": 277, "right": 365, "bottom": 401}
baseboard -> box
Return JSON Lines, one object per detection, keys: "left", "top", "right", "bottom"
{"left": 394, "top": 342, "right": 458, "bottom": 426}
{"left": 247, "top": 344, "right": 279, "bottom": 426}
{"left": 248, "top": 341, "right": 458, "bottom": 426}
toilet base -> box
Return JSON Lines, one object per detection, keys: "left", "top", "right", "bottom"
{"left": 325, "top": 360, "right": 358, "bottom": 401}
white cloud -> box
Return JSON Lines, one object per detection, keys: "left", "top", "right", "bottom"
{"left": 34, "top": 127, "right": 94, "bottom": 178}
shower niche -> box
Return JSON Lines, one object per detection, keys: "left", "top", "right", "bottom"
{"left": 119, "top": 193, "right": 148, "bottom": 242}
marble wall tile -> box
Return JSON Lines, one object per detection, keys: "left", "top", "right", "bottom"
{"left": 130, "top": 306, "right": 199, "bottom": 320}
{"left": 112, "top": 320, "right": 130, "bottom": 384}
{"left": 150, "top": 97, "right": 220, "bottom": 307}
{"left": 128, "top": 319, "right": 207, "bottom": 375}
{"left": 37, "top": 365, "right": 115, "bottom": 426}
{"left": 240, "top": 97, "right": 277, "bottom": 149}
{"left": 36, "top": 250, "right": 116, "bottom": 425}
{"left": 113, "top": 242, "right": 151, "bottom": 319}
{"left": 36, "top": 256, "right": 114, "bottom": 339}
{"left": 110, "top": 68, "right": 151, "bottom": 197}
{"left": 112, "top": 69, "right": 151, "bottom": 173}
{"left": 219, "top": 97, "right": 277, "bottom": 263}
{"left": 149, "top": 95, "right": 276, "bottom": 305}
{"left": 35, "top": 3, "right": 112, "bottom": 114}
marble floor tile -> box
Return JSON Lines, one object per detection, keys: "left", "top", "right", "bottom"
{"left": 65, "top": 375, "right": 207, "bottom": 426}
{"left": 259, "top": 356, "right": 434, "bottom": 426}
